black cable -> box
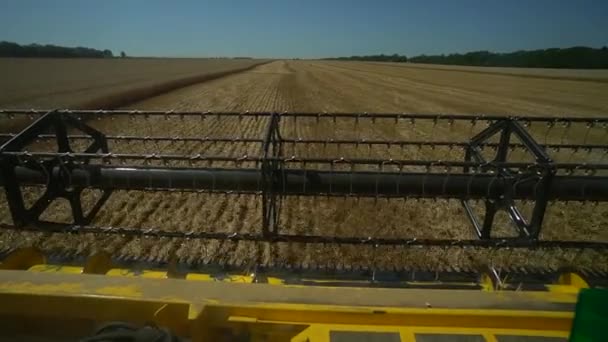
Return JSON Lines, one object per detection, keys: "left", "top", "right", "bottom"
{"left": 79, "top": 322, "right": 182, "bottom": 342}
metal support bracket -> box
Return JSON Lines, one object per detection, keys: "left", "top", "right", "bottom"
{"left": 462, "top": 119, "right": 555, "bottom": 240}
{"left": 261, "top": 112, "right": 283, "bottom": 236}
{"left": 0, "top": 110, "right": 112, "bottom": 228}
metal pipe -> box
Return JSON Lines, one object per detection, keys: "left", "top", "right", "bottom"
{"left": 3, "top": 152, "right": 608, "bottom": 170}
{"left": 2, "top": 134, "right": 604, "bottom": 151}
{"left": 5, "top": 165, "right": 608, "bottom": 201}
{"left": 3, "top": 109, "right": 607, "bottom": 123}
{"left": 2, "top": 222, "right": 607, "bottom": 249}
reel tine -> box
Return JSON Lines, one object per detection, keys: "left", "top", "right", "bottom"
{"left": 544, "top": 120, "right": 555, "bottom": 144}
{"left": 560, "top": 119, "right": 571, "bottom": 145}
{"left": 442, "top": 162, "right": 452, "bottom": 198}
{"left": 583, "top": 120, "right": 595, "bottom": 145}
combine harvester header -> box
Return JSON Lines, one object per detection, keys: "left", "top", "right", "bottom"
{"left": 0, "top": 109, "right": 606, "bottom": 341}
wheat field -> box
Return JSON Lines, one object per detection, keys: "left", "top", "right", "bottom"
{"left": 1, "top": 60, "right": 607, "bottom": 271}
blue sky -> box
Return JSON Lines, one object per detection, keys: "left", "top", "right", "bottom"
{"left": 1, "top": 0, "right": 607, "bottom": 58}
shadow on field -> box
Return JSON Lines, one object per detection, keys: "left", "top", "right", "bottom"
{"left": 0, "top": 60, "right": 271, "bottom": 134}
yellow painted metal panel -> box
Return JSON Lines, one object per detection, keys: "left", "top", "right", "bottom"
{"left": 222, "top": 275, "right": 254, "bottom": 283}
{"left": 267, "top": 277, "right": 285, "bottom": 285}
{"left": 106, "top": 268, "right": 168, "bottom": 278}
{"left": 186, "top": 273, "right": 214, "bottom": 281}
{"left": 0, "top": 247, "right": 45, "bottom": 270}
{"left": 199, "top": 303, "right": 573, "bottom": 333}
{"left": 0, "top": 269, "right": 576, "bottom": 342}
{"left": 483, "top": 334, "right": 498, "bottom": 342}
{"left": 186, "top": 273, "right": 253, "bottom": 282}
{"left": 558, "top": 272, "right": 589, "bottom": 289}
{"left": 290, "top": 324, "right": 568, "bottom": 342}
{"left": 29, "top": 264, "right": 84, "bottom": 274}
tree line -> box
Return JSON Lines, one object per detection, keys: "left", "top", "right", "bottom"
{"left": 325, "top": 47, "right": 608, "bottom": 69}
{"left": 325, "top": 54, "right": 408, "bottom": 63}
{"left": 0, "top": 41, "right": 127, "bottom": 58}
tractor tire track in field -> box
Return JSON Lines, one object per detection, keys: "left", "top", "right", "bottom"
{"left": 1, "top": 60, "right": 607, "bottom": 271}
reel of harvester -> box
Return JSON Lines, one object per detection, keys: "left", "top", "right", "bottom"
{"left": 1, "top": 110, "right": 607, "bottom": 238}
{"left": 0, "top": 109, "right": 607, "bottom": 341}
{"left": 1, "top": 108, "right": 607, "bottom": 280}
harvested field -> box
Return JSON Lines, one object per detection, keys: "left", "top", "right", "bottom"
{"left": 366, "top": 61, "right": 608, "bottom": 83}
{"left": 0, "top": 57, "right": 267, "bottom": 109}
{"left": 1, "top": 60, "right": 607, "bottom": 271}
